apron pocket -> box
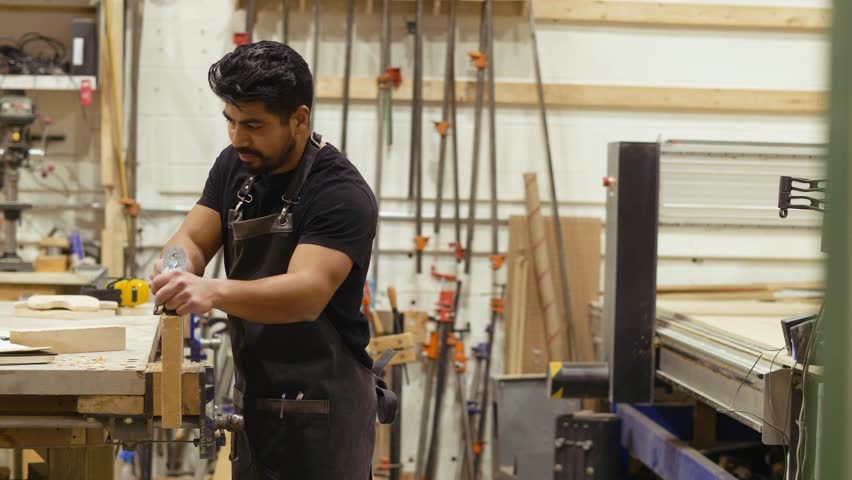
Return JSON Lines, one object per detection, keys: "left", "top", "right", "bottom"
{"left": 250, "top": 410, "right": 331, "bottom": 478}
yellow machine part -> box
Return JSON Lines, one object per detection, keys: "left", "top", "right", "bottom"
{"left": 112, "top": 278, "right": 150, "bottom": 307}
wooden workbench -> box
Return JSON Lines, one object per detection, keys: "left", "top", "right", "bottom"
{"left": 0, "top": 302, "right": 206, "bottom": 479}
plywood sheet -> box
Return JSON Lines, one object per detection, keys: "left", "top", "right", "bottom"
{"left": 505, "top": 215, "right": 601, "bottom": 372}
{"left": 657, "top": 300, "right": 818, "bottom": 318}
{"left": 657, "top": 298, "right": 819, "bottom": 352}
{"left": 686, "top": 315, "right": 789, "bottom": 351}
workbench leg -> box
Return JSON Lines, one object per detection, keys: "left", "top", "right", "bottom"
{"left": 47, "top": 446, "right": 114, "bottom": 480}
{"left": 12, "top": 449, "right": 22, "bottom": 479}
{"left": 693, "top": 402, "right": 718, "bottom": 450}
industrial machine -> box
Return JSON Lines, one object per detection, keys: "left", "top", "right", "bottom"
{"left": 0, "top": 94, "right": 47, "bottom": 271}
{"left": 548, "top": 141, "right": 820, "bottom": 480}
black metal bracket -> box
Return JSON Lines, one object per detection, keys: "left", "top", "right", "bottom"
{"left": 778, "top": 176, "right": 827, "bottom": 218}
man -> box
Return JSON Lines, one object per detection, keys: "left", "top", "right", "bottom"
{"left": 150, "top": 41, "right": 392, "bottom": 479}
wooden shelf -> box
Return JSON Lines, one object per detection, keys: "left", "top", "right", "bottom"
{"left": 316, "top": 76, "right": 826, "bottom": 115}
{"left": 0, "top": 75, "right": 97, "bottom": 91}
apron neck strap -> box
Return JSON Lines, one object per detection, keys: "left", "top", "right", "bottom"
{"left": 282, "top": 132, "right": 323, "bottom": 205}
{"left": 233, "top": 132, "right": 324, "bottom": 215}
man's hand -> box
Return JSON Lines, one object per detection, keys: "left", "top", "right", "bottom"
{"left": 151, "top": 270, "right": 218, "bottom": 316}
{"left": 149, "top": 257, "right": 196, "bottom": 282}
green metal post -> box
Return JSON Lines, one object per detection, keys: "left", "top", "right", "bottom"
{"left": 818, "top": 2, "right": 850, "bottom": 478}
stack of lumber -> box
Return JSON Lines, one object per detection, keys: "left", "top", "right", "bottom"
{"left": 657, "top": 282, "right": 823, "bottom": 301}
{"left": 504, "top": 215, "right": 602, "bottom": 374}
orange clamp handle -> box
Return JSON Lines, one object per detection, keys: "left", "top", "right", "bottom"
{"left": 473, "top": 440, "right": 485, "bottom": 455}
{"left": 491, "top": 297, "right": 505, "bottom": 314}
{"left": 424, "top": 331, "right": 440, "bottom": 359}
{"left": 433, "top": 121, "right": 450, "bottom": 136}
{"left": 385, "top": 67, "right": 402, "bottom": 87}
{"left": 467, "top": 51, "right": 488, "bottom": 69}
{"left": 119, "top": 198, "right": 140, "bottom": 217}
{"left": 490, "top": 254, "right": 506, "bottom": 270}
{"left": 449, "top": 242, "right": 465, "bottom": 261}
{"left": 430, "top": 265, "right": 457, "bottom": 282}
{"left": 453, "top": 338, "right": 467, "bottom": 373}
{"left": 414, "top": 236, "right": 430, "bottom": 252}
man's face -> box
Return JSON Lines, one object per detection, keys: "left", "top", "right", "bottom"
{"left": 223, "top": 101, "right": 295, "bottom": 173}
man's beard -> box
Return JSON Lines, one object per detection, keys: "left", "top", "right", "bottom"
{"left": 237, "top": 136, "right": 296, "bottom": 173}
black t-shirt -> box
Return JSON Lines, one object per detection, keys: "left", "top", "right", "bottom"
{"left": 197, "top": 139, "right": 377, "bottom": 367}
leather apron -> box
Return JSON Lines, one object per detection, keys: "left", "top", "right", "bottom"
{"left": 226, "top": 133, "right": 395, "bottom": 479}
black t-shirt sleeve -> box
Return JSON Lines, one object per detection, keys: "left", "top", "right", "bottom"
{"left": 197, "top": 149, "right": 228, "bottom": 213}
{"left": 298, "top": 183, "right": 377, "bottom": 270}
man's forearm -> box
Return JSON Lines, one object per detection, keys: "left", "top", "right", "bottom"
{"left": 210, "top": 273, "right": 328, "bottom": 324}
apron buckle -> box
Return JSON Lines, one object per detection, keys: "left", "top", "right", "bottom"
{"left": 278, "top": 197, "right": 300, "bottom": 226}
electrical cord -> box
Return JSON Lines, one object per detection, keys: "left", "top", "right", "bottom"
{"left": 727, "top": 349, "right": 770, "bottom": 409}
{"left": 793, "top": 303, "right": 824, "bottom": 480}
{"left": 717, "top": 346, "right": 792, "bottom": 445}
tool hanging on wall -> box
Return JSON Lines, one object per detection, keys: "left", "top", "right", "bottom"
{"left": 473, "top": 1, "right": 503, "bottom": 476}
{"left": 414, "top": 318, "right": 439, "bottom": 480}
{"left": 432, "top": 0, "right": 459, "bottom": 240}
{"left": 422, "top": 270, "right": 464, "bottom": 480}
{"left": 462, "top": 2, "right": 490, "bottom": 274}
{"left": 282, "top": 0, "right": 290, "bottom": 44}
{"left": 471, "top": 283, "right": 505, "bottom": 479}
{"left": 126, "top": 0, "right": 145, "bottom": 278}
{"left": 451, "top": 329, "right": 476, "bottom": 480}
{"left": 412, "top": 0, "right": 426, "bottom": 273}
{"left": 372, "top": 0, "right": 393, "bottom": 285}
{"left": 406, "top": 17, "right": 417, "bottom": 201}
{"left": 414, "top": 262, "right": 457, "bottom": 480}
{"left": 310, "top": 0, "right": 320, "bottom": 125}
{"left": 341, "top": 0, "right": 356, "bottom": 153}
{"left": 486, "top": 0, "right": 499, "bottom": 263}
{"left": 449, "top": 30, "right": 463, "bottom": 265}
{"left": 245, "top": 0, "right": 256, "bottom": 43}
{"left": 363, "top": 283, "right": 386, "bottom": 336}
{"left": 526, "top": 0, "right": 578, "bottom": 359}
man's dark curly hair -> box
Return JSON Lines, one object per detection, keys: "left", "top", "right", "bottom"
{"left": 208, "top": 41, "right": 313, "bottom": 120}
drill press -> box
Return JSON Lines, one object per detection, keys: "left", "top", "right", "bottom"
{"left": 0, "top": 94, "right": 39, "bottom": 271}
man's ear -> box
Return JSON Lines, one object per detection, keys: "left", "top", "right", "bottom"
{"left": 290, "top": 105, "right": 311, "bottom": 134}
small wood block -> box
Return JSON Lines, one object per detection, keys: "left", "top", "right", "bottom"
{"left": 383, "top": 348, "right": 417, "bottom": 366}
{"left": 10, "top": 326, "right": 126, "bottom": 354}
{"left": 160, "top": 315, "right": 183, "bottom": 428}
{"left": 370, "top": 348, "right": 417, "bottom": 367}
{"left": 368, "top": 332, "right": 414, "bottom": 353}
{"left": 117, "top": 305, "right": 154, "bottom": 316}
{"left": 34, "top": 256, "right": 68, "bottom": 273}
